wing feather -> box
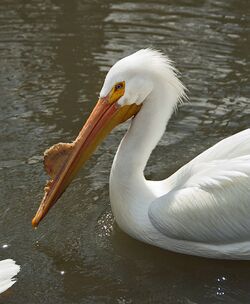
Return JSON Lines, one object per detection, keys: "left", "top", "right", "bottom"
{"left": 190, "top": 128, "right": 250, "bottom": 163}
{"left": 149, "top": 130, "right": 250, "bottom": 245}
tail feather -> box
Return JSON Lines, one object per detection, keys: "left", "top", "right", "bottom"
{"left": 0, "top": 259, "right": 20, "bottom": 294}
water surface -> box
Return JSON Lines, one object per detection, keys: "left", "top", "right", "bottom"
{"left": 0, "top": 0, "right": 250, "bottom": 303}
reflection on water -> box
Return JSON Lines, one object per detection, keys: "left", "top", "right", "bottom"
{"left": 0, "top": 0, "right": 249, "bottom": 303}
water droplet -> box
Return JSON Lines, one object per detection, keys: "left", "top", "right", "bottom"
{"left": 60, "top": 271, "right": 65, "bottom": 275}
{"left": 2, "top": 244, "right": 8, "bottom": 249}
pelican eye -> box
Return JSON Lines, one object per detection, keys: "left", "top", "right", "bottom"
{"left": 115, "top": 83, "right": 123, "bottom": 91}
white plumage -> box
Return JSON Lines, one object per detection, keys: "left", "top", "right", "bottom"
{"left": 0, "top": 259, "right": 20, "bottom": 294}
{"left": 32, "top": 48, "right": 250, "bottom": 260}
{"left": 103, "top": 49, "right": 250, "bottom": 259}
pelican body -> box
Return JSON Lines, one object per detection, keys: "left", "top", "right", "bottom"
{"left": 32, "top": 49, "right": 250, "bottom": 259}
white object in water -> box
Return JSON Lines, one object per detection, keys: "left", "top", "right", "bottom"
{"left": 0, "top": 259, "right": 20, "bottom": 294}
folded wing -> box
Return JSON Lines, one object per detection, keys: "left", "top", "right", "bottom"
{"left": 149, "top": 129, "right": 250, "bottom": 244}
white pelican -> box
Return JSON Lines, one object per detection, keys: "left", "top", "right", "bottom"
{"left": 0, "top": 259, "right": 20, "bottom": 294}
{"left": 32, "top": 49, "right": 250, "bottom": 259}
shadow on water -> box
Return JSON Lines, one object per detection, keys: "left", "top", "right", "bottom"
{"left": 34, "top": 223, "right": 250, "bottom": 304}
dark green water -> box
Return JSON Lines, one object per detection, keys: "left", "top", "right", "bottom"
{"left": 0, "top": 0, "right": 250, "bottom": 303}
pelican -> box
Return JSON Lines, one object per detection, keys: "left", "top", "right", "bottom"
{"left": 32, "top": 49, "right": 250, "bottom": 259}
{"left": 0, "top": 259, "right": 20, "bottom": 294}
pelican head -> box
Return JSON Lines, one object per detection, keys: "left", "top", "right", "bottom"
{"left": 100, "top": 49, "right": 185, "bottom": 106}
{"left": 32, "top": 49, "right": 185, "bottom": 227}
